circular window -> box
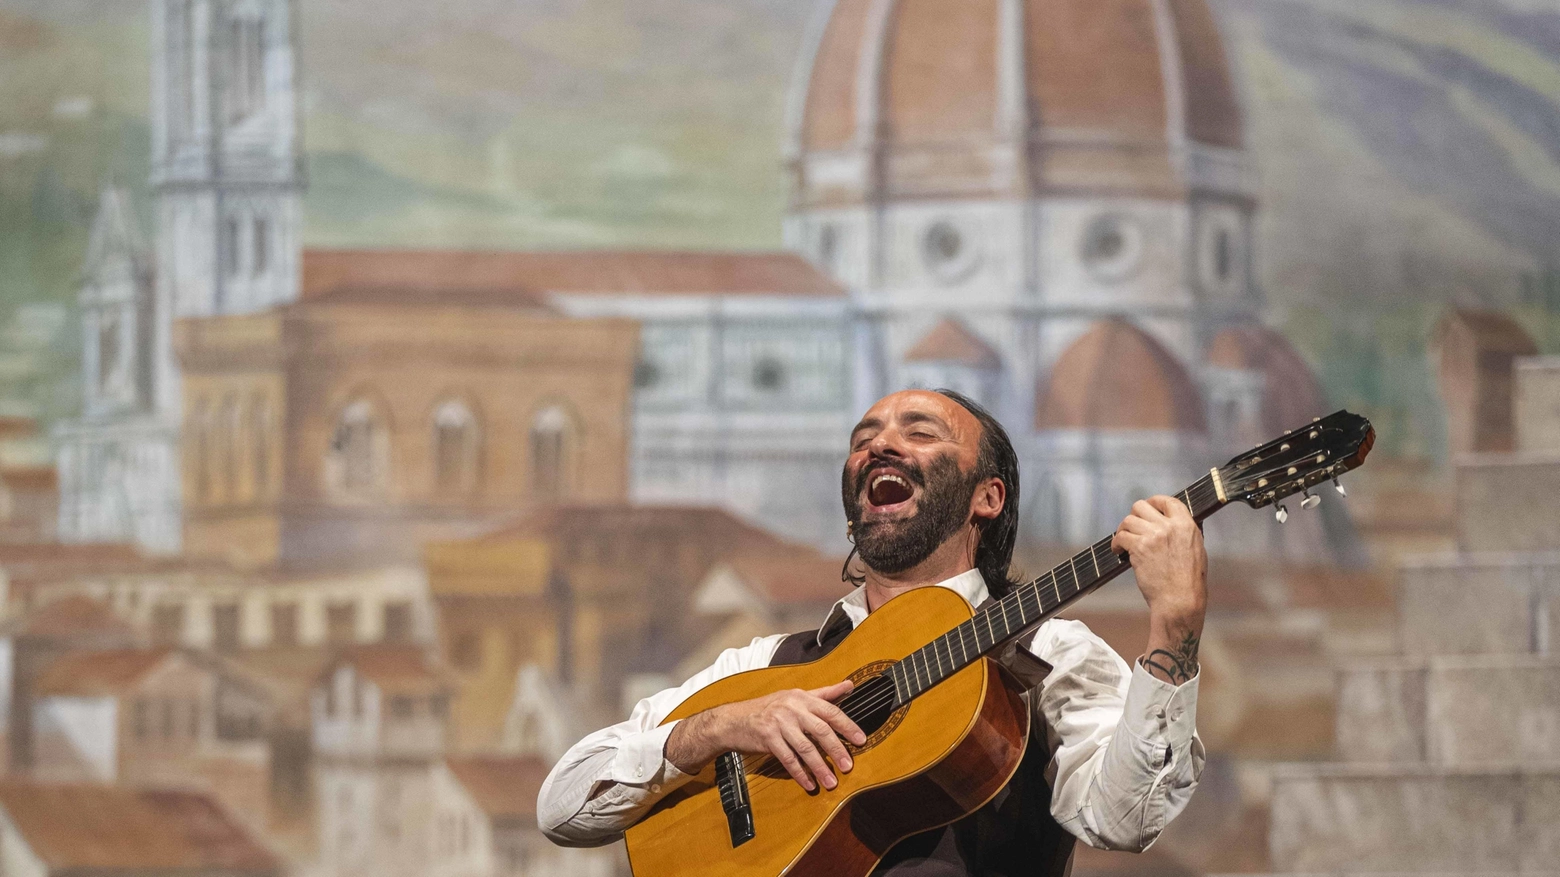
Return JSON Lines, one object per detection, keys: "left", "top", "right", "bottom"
{"left": 633, "top": 359, "right": 660, "bottom": 389}
{"left": 1079, "top": 215, "right": 1145, "bottom": 282}
{"left": 921, "top": 220, "right": 980, "bottom": 283}
{"left": 752, "top": 358, "right": 786, "bottom": 391}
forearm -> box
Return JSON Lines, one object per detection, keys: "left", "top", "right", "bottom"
{"left": 1141, "top": 602, "right": 1204, "bottom": 686}
{"left": 664, "top": 708, "right": 724, "bottom": 774}
{"left": 537, "top": 722, "right": 692, "bottom": 846}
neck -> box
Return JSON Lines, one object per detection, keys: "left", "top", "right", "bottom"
{"left": 861, "top": 524, "right": 979, "bottom": 612}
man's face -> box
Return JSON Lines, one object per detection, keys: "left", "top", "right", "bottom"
{"left": 841, "top": 391, "right": 984, "bottom": 574}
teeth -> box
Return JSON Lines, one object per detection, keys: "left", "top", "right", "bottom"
{"left": 871, "top": 473, "right": 909, "bottom": 491}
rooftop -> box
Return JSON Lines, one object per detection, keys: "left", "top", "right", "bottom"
{"left": 303, "top": 249, "right": 842, "bottom": 303}
{"left": 0, "top": 783, "right": 278, "bottom": 873}
{"left": 446, "top": 756, "right": 552, "bottom": 822}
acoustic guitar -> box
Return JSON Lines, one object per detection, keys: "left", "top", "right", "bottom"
{"left": 623, "top": 411, "right": 1374, "bottom": 877}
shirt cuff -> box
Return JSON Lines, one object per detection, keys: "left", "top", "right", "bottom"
{"left": 606, "top": 721, "right": 693, "bottom": 791}
{"left": 1120, "top": 660, "right": 1198, "bottom": 746}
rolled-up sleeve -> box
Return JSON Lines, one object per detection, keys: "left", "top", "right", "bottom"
{"left": 1029, "top": 619, "right": 1205, "bottom": 853}
{"left": 537, "top": 634, "right": 786, "bottom": 846}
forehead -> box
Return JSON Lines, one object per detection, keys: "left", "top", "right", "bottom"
{"left": 854, "top": 390, "right": 980, "bottom": 439}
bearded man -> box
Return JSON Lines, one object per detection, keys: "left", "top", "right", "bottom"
{"left": 538, "top": 389, "right": 1207, "bottom": 875}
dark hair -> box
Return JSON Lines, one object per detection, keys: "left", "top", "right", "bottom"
{"left": 934, "top": 389, "right": 1023, "bottom": 598}
{"left": 841, "top": 389, "right": 1024, "bottom": 596}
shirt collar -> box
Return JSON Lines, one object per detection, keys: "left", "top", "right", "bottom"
{"left": 816, "top": 568, "right": 990, "bottom": 646}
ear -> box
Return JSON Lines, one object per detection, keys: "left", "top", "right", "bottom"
{"left": 970, "top": 476, "right": 1005, "bottom": 524}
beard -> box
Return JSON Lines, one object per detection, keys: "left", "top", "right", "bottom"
{"left": 841, "top": 452, "right": 980, "bottom": 575}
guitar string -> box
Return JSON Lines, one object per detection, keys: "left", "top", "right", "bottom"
{"left": 723, "top": 478, "right": 1224, "bottom": 793}
{"left": 825, "top": 479, "right": 1221, "bottom": 726}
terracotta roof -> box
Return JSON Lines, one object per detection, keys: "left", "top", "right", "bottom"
{"left": 0, "top": 783, "right": 279, "bottom": 873}
{"left": 2, "top": 595, "right": 136, "bottom": 641}
{"left": 446, "top": 756, "right": 551, "bottom": 822}
{"left": 325, "top": 644, "right": 451, "bottom": 694}
{"left": 303, "top": 249, "right": 842, "bottom": 302}
{"left": 481, "top": 504, "right": 787, "bottom": 552}
{"left": 225, "top": 647, "right": 336, "bottom": 727}
{"left": 1035, "top": 319, "right": 1206, "bottom": 432}
{"left": 0, "top": 416, "right": 38, "bottom": 441}
{"left": 721, "top": 552, "right": 852, "bottom": 607}
{"left": 1207, "top": 324, "right": 1327, "bottom": 435}
{"left": 1433, "top": 309, "right": 1538, "bottom": 355}
{"left": 34, "top": 648, "right": 176, "bottom": 697}
{"left": 794, "top": 0, "right": 1242, "bottom": 203}
{"left": 0, "top": 543, "right": 142, "bottom": 566}
{"left": 903, "top": 318, "right": 1002, "bottom": 369}
{"left": 0, "top": 464, "right": 57, "bottom": 491}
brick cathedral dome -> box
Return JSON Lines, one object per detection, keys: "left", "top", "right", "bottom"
{"left": 1035, "top": 318, "right": 1207, "bottom": 432}
{"left": 788, "top": 0, "right": 1244, "bottom": 207}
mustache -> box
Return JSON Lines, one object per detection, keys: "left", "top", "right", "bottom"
{"left": 853, "top": 457, "right": 926, "bottom": 497}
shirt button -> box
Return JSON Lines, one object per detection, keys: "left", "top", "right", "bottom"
{"left": 650, "top": 784, "right": 661, "bottom": 793}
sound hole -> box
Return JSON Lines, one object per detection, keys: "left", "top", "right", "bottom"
{"left": 753, "top": 665, "right": 908, "bottom": 780}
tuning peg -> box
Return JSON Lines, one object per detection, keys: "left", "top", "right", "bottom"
{"left": 1300, "top": 488, "right": 1320, "bottom": 510}
{"left": 1332, "top": 478, "right": 1346, "bottom": 497}
{"left": 1275, "top": 503, "right": 1289, "bottom": 524}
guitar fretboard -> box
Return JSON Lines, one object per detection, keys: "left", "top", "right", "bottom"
{"left": 883, "top": 473, "right": 1224, "bottom": 706}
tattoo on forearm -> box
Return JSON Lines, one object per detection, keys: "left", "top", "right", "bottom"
{"left": 1145, "top": 630, "right": 1200, "bottom": 685}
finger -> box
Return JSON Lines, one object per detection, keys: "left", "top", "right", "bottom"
{"left": 1132, "top": 499, "right": 1168, "bottom": 521}
{"left": 808, "top": 679, "right": 854, "bottom": 702}
{"left": 1111, "top": 529, "right": 1140, "bottom": 556}
{"left": 802, "top": 714, "right": 853, "bottom": 773}
{"left": 765, "top": 731, "right": 815, "bottom": 791}
{"left": 1146, "top": 495, "right": 1189, "bottom": 519}
{"left": 1117, "top": 514, "right": 1154, "bottom": 535}
{"left": 781, "top": 722, "right": 836, "bottom": 791}
{"left": 813, "top": 700, "right": 866, "bottom": 746}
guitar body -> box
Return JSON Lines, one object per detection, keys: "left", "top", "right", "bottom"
{"left": 623, "top": 587, "right": 1029, "bottom": 877}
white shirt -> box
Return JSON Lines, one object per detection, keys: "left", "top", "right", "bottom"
{"left": 537, "top": 569, "right": 1204, "bottom": 854}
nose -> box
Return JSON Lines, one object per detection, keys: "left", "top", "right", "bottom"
{"left": 866, "top": 427, "right": 907, "bottom": 461}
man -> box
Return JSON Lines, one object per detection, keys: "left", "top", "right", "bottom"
{"left": 538, "top": 389, "right": 1207, "bottom": 873}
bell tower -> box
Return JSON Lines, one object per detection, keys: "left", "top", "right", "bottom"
{"left": 57, "top": 0, "right": 303, "bottom": 554}
{"left": 151, "top": 0, "right": 301, "bottom": 320}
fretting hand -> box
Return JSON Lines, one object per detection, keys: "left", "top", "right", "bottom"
{"left": 1110, "top": 495, "right": 1208, "bottom": 685}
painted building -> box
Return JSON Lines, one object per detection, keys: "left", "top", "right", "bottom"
{"left": 57, "top": 0, "right": 303, "bottom": 554}
{"left": 782, "top": 0, "right": 1345, "bottom": 553}
{"left": 28, "top": 647, "right": 271, "bottom": 825}
{"left": 173, "top": 258, "right": 639, "bottom": 571}
{"left": 0, "top": 783, "right": 282, "bottom": 877}
{"left": 62, "top": 0, "right": 1351, "bottom": 561}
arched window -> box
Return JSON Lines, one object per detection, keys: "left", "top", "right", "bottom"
{"left": 529, "top": 405, "right": 577, "bottom": 501}
{"left": 251, "top": 394, "right": 271, "bottom": 498}
{"left": 220, "top": 394, "right": 242, "bottom": 502}
{"left": 328, "top": 398, "right": 390, "bottom": 498}
{"left": 227, "top": 14, "right": 265, "bottom": 123}
{"left": 432, "top": 399, "right": 480, "bottom": 496}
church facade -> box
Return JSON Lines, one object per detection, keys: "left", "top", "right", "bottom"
{"left": 60, "top": 0, "right": 1351, "bottom": 564}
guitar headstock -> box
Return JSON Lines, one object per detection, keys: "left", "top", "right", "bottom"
{"left": 1217, "top": 411, "right": 1374, "bottom": 516}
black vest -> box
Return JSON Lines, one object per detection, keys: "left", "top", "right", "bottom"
{"left": 769, "top": 616, "right": 1075, "bottom": 877}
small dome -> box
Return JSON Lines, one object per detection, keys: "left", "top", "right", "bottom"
{"left": 903, "top": 318, "right": 1001, "bottom": 370}
{"left": 1036, "top": 319, "right": 1206, "bottom": 432}
{"left": 791, "top": 0, "right": 1243, "bottom": 205}
{"left": 1207, "top": 325, "right": 1326, "bottom": 434}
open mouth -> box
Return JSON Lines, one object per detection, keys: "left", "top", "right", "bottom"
{"left": 866, "top": 469, "right": 916, "bottom": 512}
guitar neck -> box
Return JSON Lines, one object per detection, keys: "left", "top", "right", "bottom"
{"left": 884, "top": 472, "right": 1227, "bottom": 706}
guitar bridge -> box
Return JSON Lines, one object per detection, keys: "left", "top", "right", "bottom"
{"left": 714, "top": 751, "right": 755, "bottom": 847}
